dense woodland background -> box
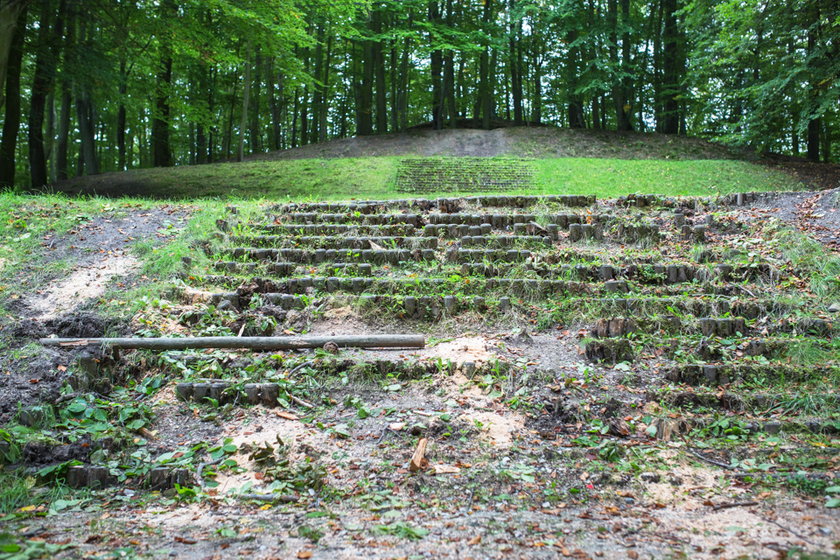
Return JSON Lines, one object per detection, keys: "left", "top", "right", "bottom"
{"left": 0, "top": 0, "right": 837, "bottom": 189}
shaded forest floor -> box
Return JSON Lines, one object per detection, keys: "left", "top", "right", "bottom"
{"left": 0, "top": 185, "right": 838, "bottom": 559}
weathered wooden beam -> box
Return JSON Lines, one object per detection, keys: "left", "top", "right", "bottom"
{"left": 40, "top": 335, "right": 425, "bottom": 350}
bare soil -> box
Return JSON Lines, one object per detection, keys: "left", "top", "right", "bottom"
{"left": 0, "top": 206, "right": 189, "bottom": 422}
{"left": 739, "top": 187, "right": 840, "bottom": 248}
{"left": 2, "top": 194, "right": 839, "bottom": 560}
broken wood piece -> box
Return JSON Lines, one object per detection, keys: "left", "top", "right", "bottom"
{"left": 409, "top": 437, "right": 429, "bottom": 472}
{"left": 40, "top": 334, "right": 425, "bottom": 351}
{"left": 431, "top": 464, "right": 461, "bottom": 475}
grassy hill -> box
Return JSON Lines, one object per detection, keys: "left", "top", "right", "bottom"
{"left": 49, "top": 127, "right": 818, "bottom": 200}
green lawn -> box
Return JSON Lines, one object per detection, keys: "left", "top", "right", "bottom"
{"left": 52, "top": 156, "right": 804, "bottom": 201}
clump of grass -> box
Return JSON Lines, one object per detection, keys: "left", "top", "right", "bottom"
{"left": 765, "top": 223, "right": 840, "bottom": 300}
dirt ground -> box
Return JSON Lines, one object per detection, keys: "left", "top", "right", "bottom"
{"left": 740, "top": 187, "right": 840, "bottom": 248}
{"left": 1, "top": 193, "right": 838, "bottom": 560}
{"left": 0, "top": 206, "right": 189, "bottom": 422}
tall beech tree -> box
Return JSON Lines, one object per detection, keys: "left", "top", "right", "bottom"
{"left": 0, "top": 0, "right": 836, "bottom": 187}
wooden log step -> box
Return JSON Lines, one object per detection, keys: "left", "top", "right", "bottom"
{"left": 257, "top": 224, "right": 419, "bottom": 236}
{"left": 228, "top": 247, "right": 435, "bottom": 264}
{"left": 665, "top": 362, "right": 838, "bottom": 385}
{"left": 553, "top": 297, "right": 795, "bottom": 319}
{"left": 657, "top": 390, "right": 840, "bottom": 414}
{"left": 228, "top": 235, "right": 438, "bottom": 250}
{"left": 476, "top": 194, "right": 595, "bottom": 207}
{"left": 447, "top": 248, "right": 532, "bottom": 263}
{"left": 276, "top": 213, "right": 423, "bottom": 226}
{"left": 458, "top": 235, "right": 553, "bottom": 248}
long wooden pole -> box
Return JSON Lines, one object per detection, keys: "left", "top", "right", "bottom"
{"left": 40, "top": 335, "right": 425, "bottom": 350}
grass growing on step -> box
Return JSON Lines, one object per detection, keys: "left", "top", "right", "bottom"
{"left": 51, "top": 156, "right": 805, "bottom": 200}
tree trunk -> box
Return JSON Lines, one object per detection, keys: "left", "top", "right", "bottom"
{"left": 56, "top": 82, "right": 71, "bottom": 180}
{"left": 479, "top": 0, "right": 494, "bottom": 129}
{"left": 372, "top": 9, "right": 387, "bottom": 134}
{"left": 117, "top": 59, "right": 128, "bottom": 169}
{"left": 807, "top": 117, "right": 820, "bottom": 162}
{"left": 238, "top": 42, "right": 252, "bottom": 161}
{"left": 0, "top": 2, "right": 26, "bottom": 188}
{"left": 567, "top": 25, "right": 585, "bottom": 129}
{"left": 429, "top": 1, "right": 443, "bottom": 129}
{"left": 509, "top": 0, "right": 523, "bottom": 125}
{"left": 250, "top": 47, "right": 261, "bottom": 153}
{"left": 618, "top": 0, "right": 633, "bottom": 131}
{"left": 29, "top": 0, "right": 65, "bottom": 188}
{"left": 75, "top": 86, "right": 98, "bottom": 175}
{"left": 319, "top": 34, "right": 332, "bottom": 142}
{"left": 661, "top": 0, "right": 680, "bottom": 134}
{"left": 356, "top": 34, "right": 373, "bottom": 135}
{"left": 0, "top": 0, "right": 28, "bottom": 110}
{"left": 268, "top": 60, "right": 281, "bottom": 151}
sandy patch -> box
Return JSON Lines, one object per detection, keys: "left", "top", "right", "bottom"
{"left": 28, "top": 251, "right": 138, "bottom": 320}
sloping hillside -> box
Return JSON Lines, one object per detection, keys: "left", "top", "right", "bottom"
{"left": 250, "top": 126, "right": 743, "bottom": 160}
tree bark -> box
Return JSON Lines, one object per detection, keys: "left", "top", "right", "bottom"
{"left": 0, "top": 0, "right": 28, "bottom": 110}
{"left": 355, "top": 30, "right": 373, "bottom": 135}
{"left": 429, "top": 1, "right": 443, "bottom": 129}
{"left": 250, "top": 47, "right": 262, "bottom": 153}
{"left": 479, "top": 0, "right": 494, "bottom": 129}
{"left": 509, "top": 0, "right": 523, "bottom": 125}
{"left": 238, "top": 41, "right": 252, "bottom": 161}
{"left": 0, "top": 2, "right": 26, "bottom": 188}
{"left": 117, "top": 59, "right": 128, "bottom": 169}
{"left": 661, "top": 0, "right": 680, "bottom": 134}
{"left": 372, "top": 9, "right": 387, "bottom": 134}
{"left": 41, "top": 335, "right": 426, "bottom": 350}
{"left": 567, "top": 25, "right": 585, "bottom": 129}
{"left": 29, "top": 0, "right": 65, "bottom": 187}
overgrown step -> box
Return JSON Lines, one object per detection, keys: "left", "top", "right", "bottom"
{"left": 394, "top": 157, "right": 535, "bottom": 193}
{"left": 655, "top": 390, "right": 840, "bottom": 416}
{"left": 229, "top": 235, "right": 438, "bottom": 250}
{"left": 665, "top": 362, "right": 839, "bottom": 385}
{"left": 257, "top": 224, "right": 420, "bottom": 236}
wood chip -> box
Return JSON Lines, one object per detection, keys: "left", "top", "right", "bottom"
{"left": 409, "top": 437, "right": 428, "bottom": 472}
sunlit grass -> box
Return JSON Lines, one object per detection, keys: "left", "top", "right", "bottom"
{"left": 50, "top": 156, "right": 805, "bottom": 201}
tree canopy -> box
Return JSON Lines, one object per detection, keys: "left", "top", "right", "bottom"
{"left": 0, "top": 0, "right": 837, "bottom": 188}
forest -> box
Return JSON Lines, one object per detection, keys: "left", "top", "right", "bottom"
{"left": 0, "top": 0, "right": 837, "bottom": 189}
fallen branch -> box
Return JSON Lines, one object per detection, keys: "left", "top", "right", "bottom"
{"left": 767, "top": 518, "right": 815, "bottom": 545}
{"left": 40, "top": 335, "right": 425, "bottom": 351}
{"left": 289, "top": 394, "right": 314, "bottom": 409}
{"left": 687, "top": 447, "right": 732, "bottom": 470}
{"left": 712, "top": 501, "right": 758, "bottom": 511}
{"left": 236, "top": 493, "right": 298, "bottom": 503}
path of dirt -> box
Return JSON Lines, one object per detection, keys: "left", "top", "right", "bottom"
{"left": 738, "top": 187, "right": 840, "bottom": 248}
{"left": 0, "top": 206, "right": 190, "bottom": 422}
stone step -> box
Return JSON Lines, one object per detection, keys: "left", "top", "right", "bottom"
{"left": 665, "top": 362, "right": 838, "bottom": 385}
{"left": 277, "top": 213, "right": 424, "bottom": 226}
{"left": 225, "top": 247, "right": 435, "bottom": 264}
{"left": 655, "top": 390, "right": 840, "bottom": 415}
{"left": 590, "top": 317, "right": 834, "bottom": 338}
{"left": 257, "top": 224, "right": 420, "bottom": 236}
{"left": 459, "top": 262, "right": 779, "bottom": 284}
{"left": 228, "top": 235, "right": 438, "bottom": 250}
{"left": 645, "top": 415, "right": 840, "bottom": 439}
